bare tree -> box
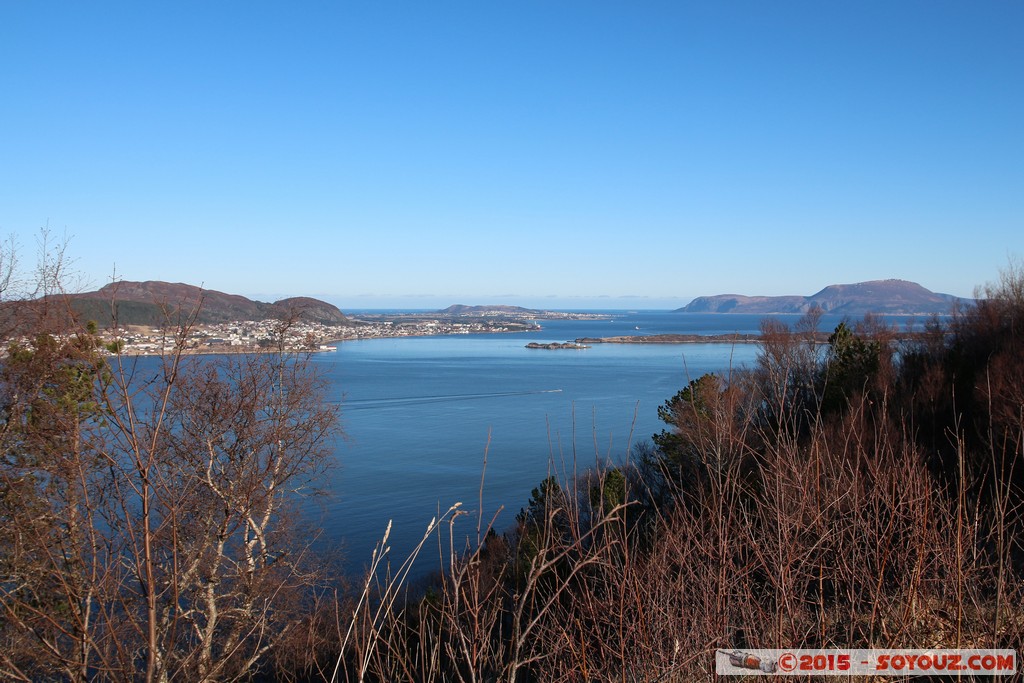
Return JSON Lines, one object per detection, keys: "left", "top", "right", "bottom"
{"left": 0, "top": 239, "right": 340, "bottom": 681}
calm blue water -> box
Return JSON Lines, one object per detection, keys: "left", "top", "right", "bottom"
{"left": 112, "top": 311, "right": 928, "bottom": 575}
{"left": 312, "top": 310, "right": 939, "bottom": 573}
{"left": 311, "top": 311, "right": 785, "bottom": 574}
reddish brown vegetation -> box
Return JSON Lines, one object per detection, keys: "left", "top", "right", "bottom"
{"left": 2, "top": 239, "right": 1022, "bottom": 681}
{"left": 318, "top": 270, "right": 1023, "bottom": 682}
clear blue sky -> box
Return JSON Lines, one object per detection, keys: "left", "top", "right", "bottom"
{"left": 2, "top": 2, "right": 1021, "bottom": 309}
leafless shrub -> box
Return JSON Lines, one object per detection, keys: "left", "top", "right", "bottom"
{"left": 5, "top": 240, "right": 1021, "bottom": 681}
{"left": 324, "top": 305, "right": 1023, "bottom": 683}
{"left": 1, "top": 240, "right": 340, "bottom": 681}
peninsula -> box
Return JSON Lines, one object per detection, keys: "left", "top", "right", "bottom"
{"left": 14, "top": 281, "right": 604, "bottom": 356}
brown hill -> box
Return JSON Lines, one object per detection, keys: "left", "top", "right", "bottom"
{"left": 270, "top": 296, "right": 351, "bottom": 324}
{"left": 61, "top": 281, "right": 350, "bottom": 327}
{"left": 679, "top": 279, "right": 966, "bottom": 315}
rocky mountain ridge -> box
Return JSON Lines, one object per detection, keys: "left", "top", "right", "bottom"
{"left": 679, "top": 279, "right": 967, "bottom": 315}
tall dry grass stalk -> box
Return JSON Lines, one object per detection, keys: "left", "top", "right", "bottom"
{"left": 319, "top": 378, "right": 1022, "bottom": 682}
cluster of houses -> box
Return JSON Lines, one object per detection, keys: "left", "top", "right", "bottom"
{"left": 347, "top": 318, "right": 540, "bottom": 338}
{"left": 102, "top": 319, "right": 343, "bottom": 355}
{"left": 99, "top": 315, "right": 541, "bottom": 355}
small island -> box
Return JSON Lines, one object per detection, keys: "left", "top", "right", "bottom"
{"left": 525, "top": 341, "right": 591, "bottom": 350}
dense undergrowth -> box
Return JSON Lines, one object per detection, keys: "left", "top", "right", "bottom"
{"left": 281, "top": 270, "right": 1024, "bottom": 682}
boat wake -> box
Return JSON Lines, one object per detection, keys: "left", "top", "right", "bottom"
{"left": 341, "top": 388, "right": 563, "bottom": 410}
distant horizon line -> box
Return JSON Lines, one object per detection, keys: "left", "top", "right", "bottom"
{"left": 337, "top": 306, "right": 957, "bottom": 316}
{"left": 248, "top": 279, "right": 976, "bottom": 310}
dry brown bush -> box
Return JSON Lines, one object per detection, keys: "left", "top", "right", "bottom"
{"left": 328, "top": 297, "right": 1024, "bottom": 682}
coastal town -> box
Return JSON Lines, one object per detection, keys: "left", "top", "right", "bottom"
{"left": 3, "top": 285, "right": 618, "bottom": 357}
{"left": 96, "top": 314, "right": 546, "bottom": 355}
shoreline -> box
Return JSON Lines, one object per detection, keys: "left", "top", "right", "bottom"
{"left": 575, "top": 333, "right": 763, "bottom": 344}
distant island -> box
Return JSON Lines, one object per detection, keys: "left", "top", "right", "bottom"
{"left": 436, "top": 304, "right": 607, "bottom": 320}
{"left": 439, "top": 304, "right": 536, "bottom": 316}
{"left": 525, "top": 341, "right": 591, "bottom": 350}
{"left": 679, "top": 279, "right": 967, "bottom": 316}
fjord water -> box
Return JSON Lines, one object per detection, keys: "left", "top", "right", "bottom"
{"left": 311, "top": 311, "right": 771, "bottom": 575}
